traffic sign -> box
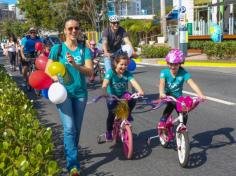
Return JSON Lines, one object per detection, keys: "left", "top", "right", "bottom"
{"left": 179, "top": 6, "right": 186, "bottom": 13}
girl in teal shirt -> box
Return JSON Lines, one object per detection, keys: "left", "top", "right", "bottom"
{"left": 102, "top": 54, "right": 144, "bottom": 141}
{"left": 158, "top": 49, "right": 205, "bottom": 128}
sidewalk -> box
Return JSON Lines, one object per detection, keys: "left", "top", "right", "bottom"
{"left": 134, "top": 53, "right": 236, "bottom": 67}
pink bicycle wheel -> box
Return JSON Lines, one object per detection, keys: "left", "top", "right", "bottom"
{"left": 123, "top": 125, "right": 133, "bottom": 159}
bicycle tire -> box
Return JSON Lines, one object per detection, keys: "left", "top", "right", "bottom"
{"left": 176, "top": 131, "right": 190, "bottom": 167}
{"left": 122, "top": 125, "right": 133, "bottom": 159}
{"left": 98, "top": 67, "right": 105, "bottom": 83}
{"left": 26, "top": 69, "right": 32, "bottom": 91}
{"left": 158, "top": 128, "right": 169, "bottom": 148}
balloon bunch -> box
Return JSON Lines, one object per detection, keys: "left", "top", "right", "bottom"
{"left": 47, "top": 62, "right": 67, "bottom": 104}
{"left": 28, "top": 54, "right": 68, "bottom": 104}
{"left": 210, "top": 23, "right": 222, "bottom": 43}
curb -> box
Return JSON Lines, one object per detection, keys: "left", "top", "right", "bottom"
{"left": 157, "top": 60, "right": 236, "bottom": 67}
{"left": 133, "top": 58, "right": 236, "bottom": 67}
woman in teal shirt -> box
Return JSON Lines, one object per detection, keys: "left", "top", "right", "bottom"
{"left": 46, "top": 17, "right": 93, "bottom": 176}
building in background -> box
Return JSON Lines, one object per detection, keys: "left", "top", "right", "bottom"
{"left": 172, "top": 0, "right": 236, "bottom": 36}
{"left": 0, "top": 2, "right": 15, "bottom": 20}
{"left": 107, "top": 0, "right": 141, "bottom": 16}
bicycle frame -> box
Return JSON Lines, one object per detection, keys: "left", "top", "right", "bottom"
{"left": 96, "top": 92, "right": 142, "bottom": 159}
{"left": 147, "top": 95, "right": 203, "bottom": 167}
{"left": 148, "top": 96, "right": 202, "bottom": 143}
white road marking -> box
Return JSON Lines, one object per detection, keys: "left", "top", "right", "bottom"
{"left": 183, "top": 90, "right": 236, "bottom": 106}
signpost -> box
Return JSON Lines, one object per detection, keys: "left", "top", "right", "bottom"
{"left": 178, "top": 3, "right": 188, "bottom": 57}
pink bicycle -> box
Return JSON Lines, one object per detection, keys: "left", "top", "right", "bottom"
{"left": 147, "top": 95, "right": 203, "bottom": 167}
{"left": 95, "top": 93, "right": 142, "bottom": 159}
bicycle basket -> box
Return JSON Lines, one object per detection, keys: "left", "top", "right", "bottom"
{"left": 113, "top": 100, "right": 129, "bottom": 120}
{"left": 176, "top": 96, "right": 193, "bottom": 112}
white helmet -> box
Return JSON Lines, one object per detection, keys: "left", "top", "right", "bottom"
{"left": 109, "top": 15, "right": 120, "bottom": 22}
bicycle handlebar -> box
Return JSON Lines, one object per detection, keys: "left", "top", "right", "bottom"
{"left": 93, "top": 92, "right": 143, "bottom": 103}
{"left": 151, "top": 95, "right": 203, "bottom": 112}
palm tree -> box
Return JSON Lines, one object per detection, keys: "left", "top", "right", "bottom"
{"left": 129, "top": 20, "right": 153, "bottom": 44}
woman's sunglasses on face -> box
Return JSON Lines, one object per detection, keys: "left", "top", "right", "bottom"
{"left": 67, "top": 26, "right": 79, "bottom": 32}
{"left": 30, "top": 31, "right": 36, "bottom": 34}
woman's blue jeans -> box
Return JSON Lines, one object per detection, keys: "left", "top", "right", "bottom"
{"left": 56, "top": 96, "right": 87, "bottom": 171}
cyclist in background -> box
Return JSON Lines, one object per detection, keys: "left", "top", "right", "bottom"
{"left": 89, "top": 40, "right": 102, "bottom": 83}
{"left": 20, "top": 27, "right": 42, "bottom": 85}
{"left": 89, "top": 40, "right": 101, "bottom": 59}
{"left": 102, "top": 15, "right": 135, "bottom": 72}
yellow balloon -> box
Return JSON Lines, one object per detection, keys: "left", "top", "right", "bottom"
{"left": 48, "top": 62, "right": 66, "bottom": 77}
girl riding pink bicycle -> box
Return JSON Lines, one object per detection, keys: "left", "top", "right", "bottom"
{"left": 102, "top": 52, "right": 144, "bottom": 141}
{"left": 158, "top": 49, "right": 206, "bottom": 129}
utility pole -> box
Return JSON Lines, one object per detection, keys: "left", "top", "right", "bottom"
{"left": 160, "top": 0, "right": 167, "bottom": 41}
{"left": 152, "top": 0, "right": 155, "bottom": 14}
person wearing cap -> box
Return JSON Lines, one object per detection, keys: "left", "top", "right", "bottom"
{"left": 20, "top": 27, "right": 43, "bottom": 85}
{"left": 102, "top": 15, "right": 135, "bottom": 72}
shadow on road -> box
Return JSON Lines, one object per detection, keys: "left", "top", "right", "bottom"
{"left": 188, "top": 127, "right": 236, "bottom": 168}
{"left": 133, "top": 93, "right": 160, "bottom": 114}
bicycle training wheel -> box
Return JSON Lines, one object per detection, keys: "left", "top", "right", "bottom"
{"left": 122, "top": 125, "right": 133, "bottom": 159}
{"left": 176, "top": 131, "right": 190, "bottom": 167}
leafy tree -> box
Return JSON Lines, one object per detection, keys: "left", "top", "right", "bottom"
{"left": 0, "top": 19, "right": 29, "bottom": 38}
{"left": 17, "top": 0, "right": 106, "bottom": 32}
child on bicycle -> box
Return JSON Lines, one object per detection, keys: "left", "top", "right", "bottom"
{"left": 158, "top": 49, "right": 206, "bottom": 128}
{"left": 89, "top": 40, "right": 102, "bottom": 83}
{"left": 102, "top": 52, "right": 144, "bottom": 141}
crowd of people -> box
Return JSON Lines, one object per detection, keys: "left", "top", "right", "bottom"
{"left": 2, "top": 15, "right": 206, "bottom": 176}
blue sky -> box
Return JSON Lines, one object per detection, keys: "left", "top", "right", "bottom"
{"left": 1, "top": 0, "right": 17, "bottom": 4}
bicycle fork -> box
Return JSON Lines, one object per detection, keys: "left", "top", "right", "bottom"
{"left": 120, "top": 120, "right": 132, "bottom": 143}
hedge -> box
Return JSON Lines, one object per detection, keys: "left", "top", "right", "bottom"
{"left": 0, "top": 65, "right": 60, "bottom": 175}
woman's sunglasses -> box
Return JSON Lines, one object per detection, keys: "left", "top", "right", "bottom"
{"left": 68, "top": 26, "right": 79, "bottom": 31}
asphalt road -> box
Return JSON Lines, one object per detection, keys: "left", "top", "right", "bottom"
{"left": 1, "top": 55, "right": 236, "bottom": 176}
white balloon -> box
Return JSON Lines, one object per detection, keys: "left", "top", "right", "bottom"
{"left": 121, "top": 44, "right": 133, "bottom": 57}
{"left": 48, "top": 82, "right": 67, "bottom": 104}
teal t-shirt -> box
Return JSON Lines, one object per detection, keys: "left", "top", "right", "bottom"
{"left": 49, "top": 43, "right": 91, "bottom": 98}
{"left": 104, "top": 69, "right": 134, "bottom": 97}
{"left": 160, "top": 67, "right": 191, "bottom": 98}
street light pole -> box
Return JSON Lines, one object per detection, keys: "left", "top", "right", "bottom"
{"left": 178, "top": 0, "right": 188, "bottom": 56}
{"left": 160, "top": 0, "right": 167, "bottom": 41}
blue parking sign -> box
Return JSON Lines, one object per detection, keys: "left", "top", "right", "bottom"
{"left": 179, "top": 6, "right": 186, "bottom": 13}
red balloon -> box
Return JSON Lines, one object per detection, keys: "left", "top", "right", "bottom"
{"left": 35, "top": 42, "right": 43, "bottom": 51}
{"left": 29, "top": 70, "right": 53, "bottom": 90}
{"left": 35, "top": 55, "right": 48, "bottom": 71}
{"left": 127, "top": 58, "right": 131, "bottom": 65}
